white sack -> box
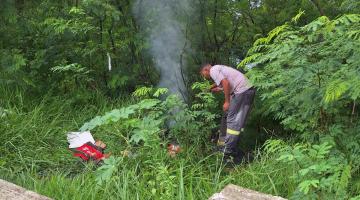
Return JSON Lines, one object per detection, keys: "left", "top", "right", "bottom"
{"left": 67, "top": 131, "right": 95, "bottom": 148}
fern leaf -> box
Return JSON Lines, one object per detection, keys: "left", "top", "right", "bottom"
{"left": 334, "top": 14, "right": 360, "bottom": 26}
{"left": 253, "top": 37, "right": 268, "bottom": 46}
{"left": 153, "top": 88, "right": 168, "bottom": 97}
{"left": 324, "top": 80, "right": 350, "bottom": 103}
{"left": 132, "top": 86, "right": 153, "bottom": 97}
{"left": 238, "top": 53, "right": 262, "bottom": 68}
{"left": 267, "top": 24, "right": 289, "bottom": 43}
{"left": 299, "top": 179, "right": 319, "bottom": 194}
{"left": 303, "top": 16, "right": 330, "bottom": 32}
{"left": 291, "top": 10, "right": 305, "bottom": 24}
{"left": 347, "top": 30, "right": 360, "bottom": 40}
{"left": 338, "top": 165, "right": 351, "bottom": 193}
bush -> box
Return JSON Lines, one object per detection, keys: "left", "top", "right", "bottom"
{"left": 240, "top": 13, "right": 360, "bottom": 198}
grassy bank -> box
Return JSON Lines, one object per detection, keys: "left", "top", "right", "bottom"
{"left": 0, "top": 88, "right": 297, "bottom": 199}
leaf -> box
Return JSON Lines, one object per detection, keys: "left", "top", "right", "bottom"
{"left": 263, "top": 139, "right": 287, "bottom": 153}
{"left": 95, "top": 156, "right": 121, "bottom": 185}
{"left": 79, "top": 106, "right": 137, "bottom": 131}
{"left": 313, "top": 142, "right": 332, "bottom": 159}
{"left": 51, "top": 63, "right": 90, "bottom": 74}
{"left": 303, "top": 16, "right": 330, "bottom": 32}
{"left": 69, "top": 7, "right": 85, "bottom": 15}
{"left": 132, "top": 86, "right": 153, "bottom": 97}
{"left": 238, "top": 53, "right": 262, "bottom": 68}
{"left": 347, "top": 30, "right": 360, "bottom": 40}
{"left": 137, "top": 99, "right": 161, "bottom": 110}
{"left": 299, "top": 179, "right": 319, "bottom": 194}
{"left": 299, "top": 168, "right": 310, "bottom": 176}
{"left": 338, "top": 165, "right": 351, "bottom": 192}
{"left": 253, "top": 37, "right": 268, "bottom": 46}
{"left": 324, "top": 80, "right": 349, "bottom": 103}
{"left": 130, "top": 130, "right": 147, "bottom": 144}
{"left": 130, "top": 116, "right": 162, "bottom": 145}
{"left": 291, "top": 10, "right": 305, "bottom": 24}
{"left": 277, "top": 153, "right": 294, "bottom": 161}
{"left": 153, "top": 88, "right": 168, "bottom": 97}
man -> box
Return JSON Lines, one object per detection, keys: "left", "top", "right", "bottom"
{"left": 200, "top": 63, "right": 255, "bottom": 164}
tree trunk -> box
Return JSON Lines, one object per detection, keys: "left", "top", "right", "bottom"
{"left": 15, "top": 0, "right": 25, "bottom": 12}
{"left": 212, "top": 0, "right": 220, "bottom": 63}
{"left": 310, "top": 0, "right": 325, "bottom": 16}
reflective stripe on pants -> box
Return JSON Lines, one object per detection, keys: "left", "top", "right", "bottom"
{"left": 220, "top": 88, "right": 255, "bottom": 156}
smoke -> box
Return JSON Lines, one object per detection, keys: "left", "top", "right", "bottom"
{"left": 133, "top": 0, "right": 192, "bottom": 100}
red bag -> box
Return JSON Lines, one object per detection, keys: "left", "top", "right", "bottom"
{"left": 72, "top": 142, "right": 105, "bottom": 162}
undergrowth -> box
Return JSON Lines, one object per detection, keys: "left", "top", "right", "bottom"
{"left": 2, "top": 14, "right": 360, "bottom": 199}
{"left": 0, "top": 86, "right": 296, "bottom": 199}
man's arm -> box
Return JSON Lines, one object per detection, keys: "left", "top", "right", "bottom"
{"left": 210, "top": 83, "right": 218, "bottom": 90}
{"left": 210, "top": 83, "right": 223, "bottom": 92}
{"left": 221, "top": 79, "right": 231, "bottom": 103}
{"left": 220, "top": 79, "right": 231, "bottom": 111}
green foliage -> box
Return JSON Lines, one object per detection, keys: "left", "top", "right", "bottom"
{"left": 51, "top": 63, "right": 90, "bottom": 74}
{"left": 80, "top": 83, "right": 219, "bottom": 148}
{"left": 291, "top": 10, "right": 306, "bottom": 24}
{"left": 1, "top": 145, "right": 298, "bottom": 200}
{"left": 95, "top": 156, "right": 122, "bottom": 185}
{"left": 132, "top": 86, "right": 169, "bottom": 98}
{"left": 132, "top": 86, "right": 154, "bottom": 97}
{"left": 340, "top": 0, "right": 360, "bottom": 13}
{"left": 244, "top": 13, "right": 360, "bottom": 199}
{"left": 190, "top": 81, "right": 219, "bottom": 132}
{"left": 0, "top": 88, "right": 120, "bottom": 174}
{"left": 1, "top": 1, "right": 359, "bottom": 199}
{"left": 266, "top": 139, "right": 353, "bottom": 199}
{"left": 0, "top": 0, "right": 353, "bottom": 96}
{"left": 0, "top": 0, "right": 155, "bottom": 96}
{"left": 324, "top": 80, "right": 349, "bottom": 103}
{"left": 189, "top": 0, "right": 343, "bottom": 65}
{"left": 79, "top": 98, "right": 161, "bottom": 132}
{"left": 0, "top": 50, "right": 29, "bottom": 87}
{"left": 241, "top": 14, "right": 360, "bottom": 134}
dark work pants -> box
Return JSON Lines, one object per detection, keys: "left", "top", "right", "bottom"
{"left": 218, "top": 88, "right": 256, "bottom": 157}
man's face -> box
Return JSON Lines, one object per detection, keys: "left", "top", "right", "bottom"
{"left": 200, "top": 66, "right": 211, "bottom": 79}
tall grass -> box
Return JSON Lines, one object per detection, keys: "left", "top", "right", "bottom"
{"left": 2, "top": 152, "right": 296, "bottom": 199}
{"left": 0, "top": 87, "right": 296, "bottom": 199}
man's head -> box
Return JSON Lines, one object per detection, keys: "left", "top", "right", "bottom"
{"left": 200, "top": 63, "right": 212, "bottom": 79}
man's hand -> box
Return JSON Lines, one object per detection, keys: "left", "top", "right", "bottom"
{"left": 220, "top": 79, "right": 231, "bottom": 112}
{"left": 211, "top": 87, "right": 222, "bottom": 93}
{"left": 223, "top": 101, "right": 230, "bottom": 112}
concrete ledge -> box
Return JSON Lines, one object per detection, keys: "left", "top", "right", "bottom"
{"left": 209, "top": 184, "right": 287, "bottom": 200}
{"left": 0, "top": 179, "right": 52, "bottom": 200}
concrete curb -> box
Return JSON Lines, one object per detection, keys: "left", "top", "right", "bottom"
{"left": 0, "top": 179, "right": 52, "bottom": 200}
{"left": 209, "top": 184, "right": 287, "bottom": 200}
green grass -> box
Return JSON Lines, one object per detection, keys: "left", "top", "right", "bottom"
{"left": 0, "top": 87, "right": 297, "bottom": 199}
{"left": 2, "top": 154, "right": 297, "bottom": 200}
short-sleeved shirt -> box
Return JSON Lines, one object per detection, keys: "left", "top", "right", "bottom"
{"left": 210, "top": 65, "right": 252, "bottom": 94}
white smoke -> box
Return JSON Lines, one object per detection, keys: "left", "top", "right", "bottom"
{"left": 133, "top": 0, "right": 192, "bottom": 100}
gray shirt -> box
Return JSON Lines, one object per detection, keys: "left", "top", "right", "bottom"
{"left": 210, "top": 65, "right": 252, "bottom": 94}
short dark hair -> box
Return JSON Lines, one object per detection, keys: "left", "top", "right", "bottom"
{"left": 200, "top": 63, "right": 211, "bottom": 72}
